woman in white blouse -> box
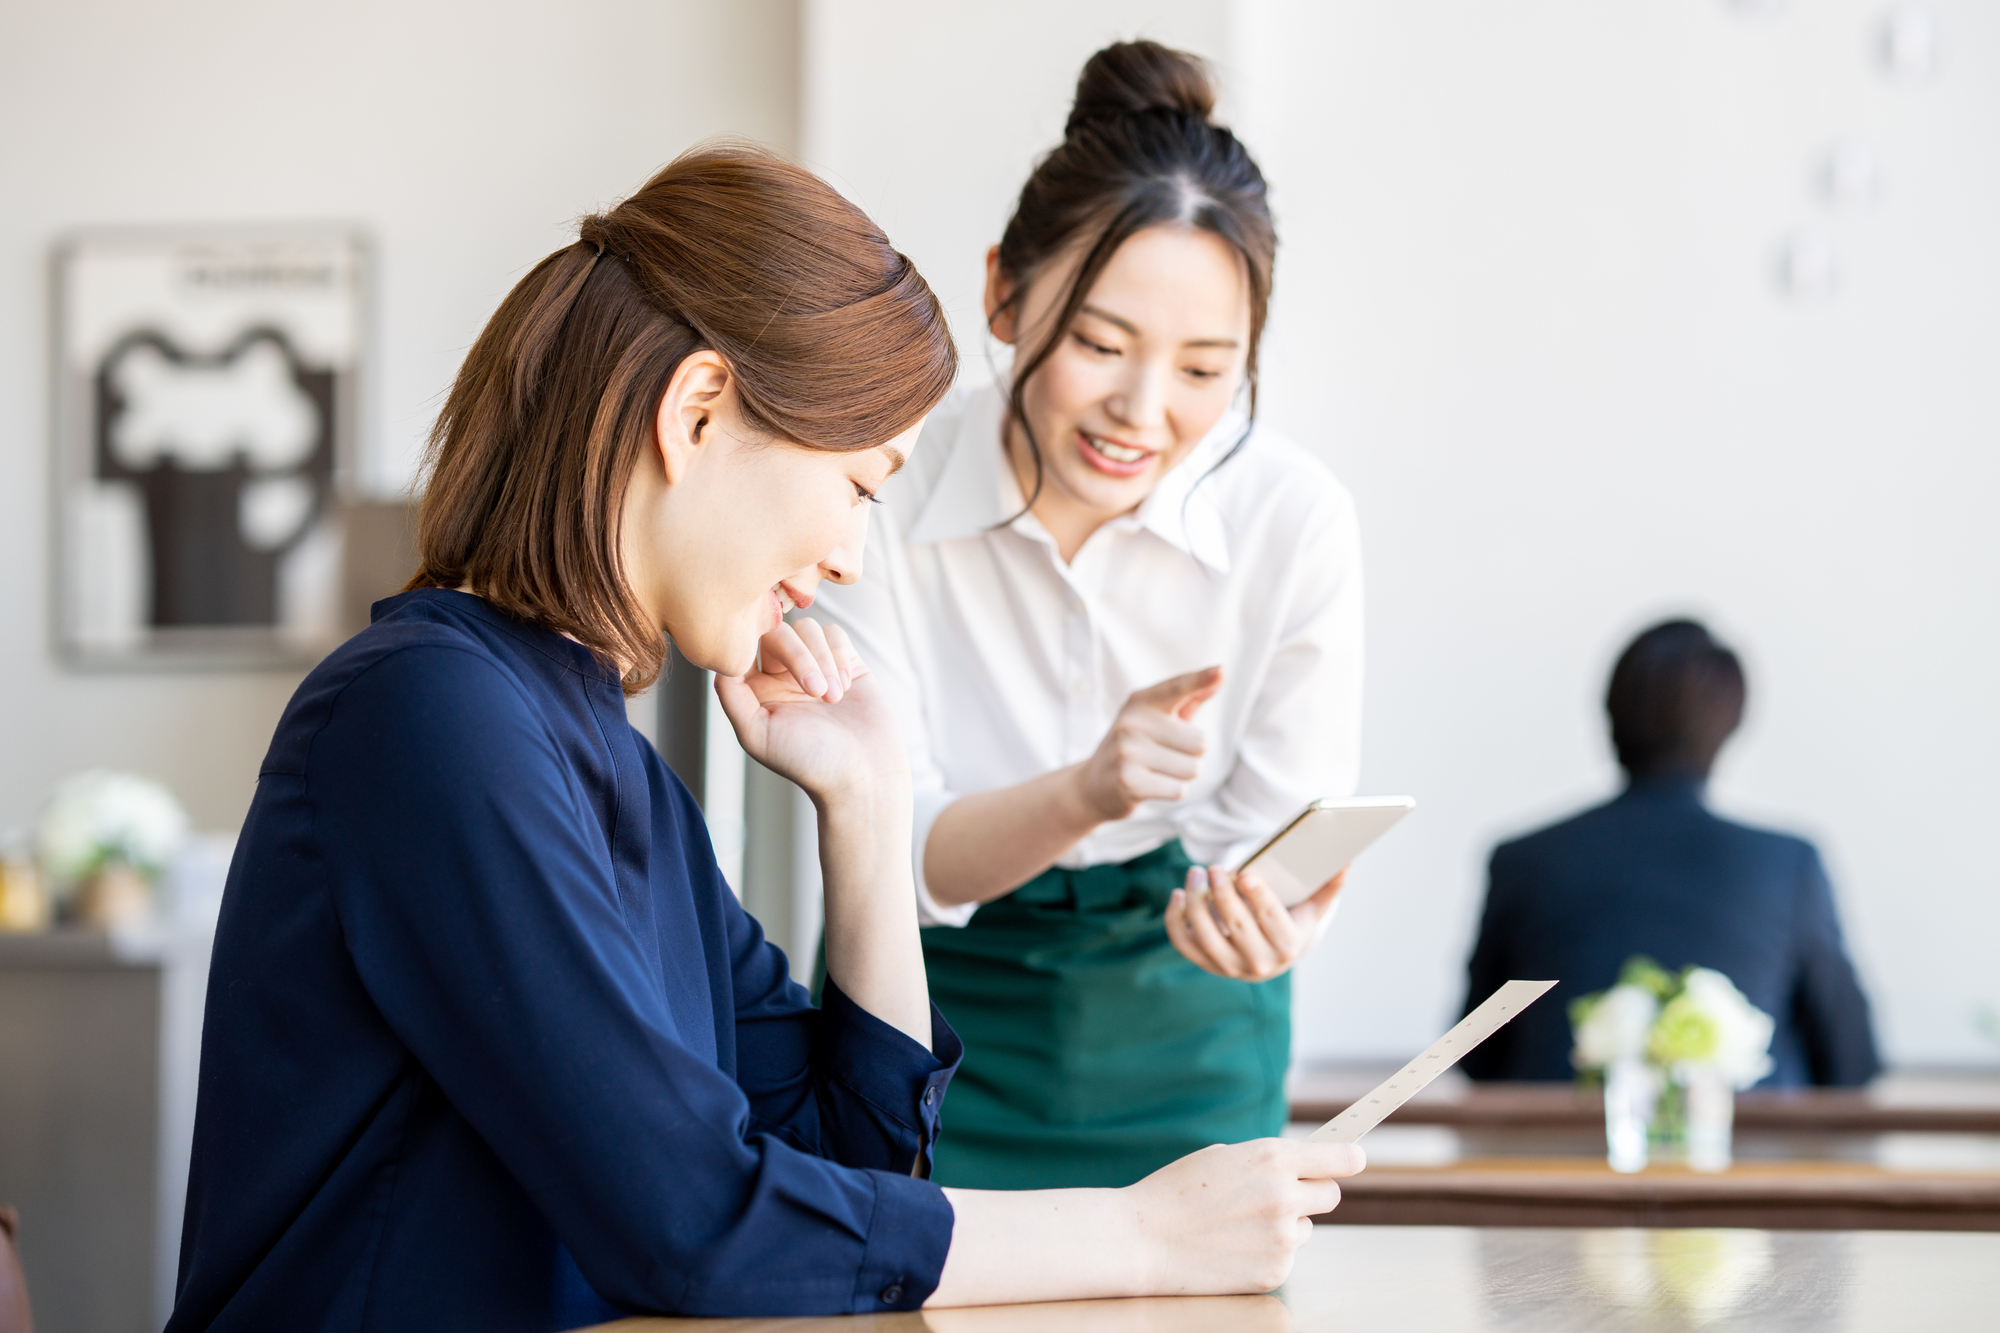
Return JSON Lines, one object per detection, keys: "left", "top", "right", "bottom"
{"left": 815, "top": 41, "right": 1363, "bottom": 1189}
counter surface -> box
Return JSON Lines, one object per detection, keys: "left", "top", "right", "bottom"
{"left": 586, "top": 1225, "right": 1997, "bottom": 1332}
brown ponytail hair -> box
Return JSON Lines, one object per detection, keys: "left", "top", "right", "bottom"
{"left": 407, "top": 145, "right": 957, "bottom": 694}
{"left": 995, "top": 41, "right": 1275, "bottom": 511}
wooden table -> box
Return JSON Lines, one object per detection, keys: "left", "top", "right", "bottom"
{"left": 1289, "top": 1080, "right": 2000, "bottom": 1136}
{"left": 1285, "top": 1073, "right": 2000, "bottom": 1231}
{"left": 583, "top": 1225, "right": 2000, "bottom": 1331}
{"left": 1326, "top": 1156, "right": 2000, "bottom": 1231}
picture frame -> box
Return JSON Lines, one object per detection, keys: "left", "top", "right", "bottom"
{"left": 51, "top": 225, "right": 368, "bottom": 669}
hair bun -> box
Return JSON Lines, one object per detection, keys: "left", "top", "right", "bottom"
{"left": 1064, "top": 40, "right": 1215, "bottom": 137}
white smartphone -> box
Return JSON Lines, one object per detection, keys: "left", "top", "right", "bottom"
{"left": 1235, "top": 795, "right": 1416, "bottom": 907}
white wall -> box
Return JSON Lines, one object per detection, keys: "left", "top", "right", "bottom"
{"left": 802, "top": 0, "right": 1235, "bottom": 360}
{"left": 0, "top": 0, "right": 798, "bottom": 835}
{"left": 804, "top": 0, "right": 2000, "bottom": 1067}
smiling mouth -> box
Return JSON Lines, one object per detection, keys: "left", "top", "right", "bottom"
{"left": 770, "top": 581, "right": 813, "bottom": 625}
{"left": 1077, "top": 430, "right": 1157, "bottom": 476}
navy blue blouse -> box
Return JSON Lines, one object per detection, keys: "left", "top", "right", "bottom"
{"left": 169, "top": 590, "right": 961, "bottom": 1332}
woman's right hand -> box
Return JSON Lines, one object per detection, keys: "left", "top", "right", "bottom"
{"left": 1124, "top": 1139, "right": 1365, "bottom": 1295}
{"left": 714, "top": 616, "right": 908, "bottom": 808}
{"left": 1073, "top": 666, "right": 1224, "bottom": 820}
{"left": 928, "top": 1138, "right": 1364, "bottom": 1308}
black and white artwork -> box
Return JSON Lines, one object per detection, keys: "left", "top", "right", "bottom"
{"left": 54, "top": 228, "right": 365, "bottom": 666}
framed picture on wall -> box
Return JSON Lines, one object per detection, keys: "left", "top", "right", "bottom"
{"left": 52, "top": 226, "right": 367, "bottom": 668}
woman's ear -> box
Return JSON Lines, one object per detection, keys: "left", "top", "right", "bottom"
{"left": 983, "top": 245, "right": 1019, "bottom": 345}
{"left": 653, "top": 350, "right": 733, "bottom": 485}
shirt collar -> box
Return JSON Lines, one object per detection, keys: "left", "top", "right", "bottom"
{"left": 905, "top": 383, "right": 1242, "bottom": 573}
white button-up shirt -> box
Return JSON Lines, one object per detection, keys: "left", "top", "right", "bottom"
{"left": 814, "top": 384, "right": 1364, "bottom": 926}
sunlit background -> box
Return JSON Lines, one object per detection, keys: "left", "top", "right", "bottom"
{"left": 2, "top": 1, "right": 1997, "bottom": 1324}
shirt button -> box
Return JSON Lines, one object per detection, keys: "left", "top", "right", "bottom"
{"left": 923, "top": 1086, "right": 936, "bottom": 1107}
{"left": 881, "top": 1282, "right": 905, "bottom": 1305}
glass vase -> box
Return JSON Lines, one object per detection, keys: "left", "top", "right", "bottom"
{"left": 1681, "top": 1064, "right": 1734, "bottom": 1173}
{"left": 1645, "top": 1065, "right": 1735, "bottom": 1172}
{"left": 1603, "top": 1057, "right": 1658, "bottom": 1174}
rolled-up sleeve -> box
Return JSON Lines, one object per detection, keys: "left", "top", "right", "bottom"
{"left": 726, "top": 882, "right": 962, "bottom": 1176}
{"left": 310, "top": 646, "right": 957, "bottom": 1315}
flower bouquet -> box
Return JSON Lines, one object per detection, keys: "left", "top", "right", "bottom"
{"left": 1570, "top": 957, "right": 1774, "bottom": 1173}
{"left": 35, "top": 771, "right": 189, "bottom": 930}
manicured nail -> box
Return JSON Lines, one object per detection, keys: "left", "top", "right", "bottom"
{"left": 840, "top": 668, "right": 851, "bottom": 692}
{"left": 1169, "top": 888, "right": 1185, "bottom": 911}
{"left": 1189, "top": 866, "right": 1209, "bottom": 895}
{"left": 804, "top": 671, "right": 828, "bottom": 696}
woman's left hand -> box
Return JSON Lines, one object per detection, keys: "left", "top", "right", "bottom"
{"left": 1165, "top": 865, "right": 1347, "bottom": 982}
{"left": 714, "top": 616, "right": 908, "bottom": 806}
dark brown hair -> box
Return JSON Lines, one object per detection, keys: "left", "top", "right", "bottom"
{"left": 407, "top": 145, "right": 956, "bottom": 694}
{"left": 1606, "top": 619, "right": 1747, "bottom": 779}
{"left": 995, "top": 41, "right": 1276, "bottom": 509}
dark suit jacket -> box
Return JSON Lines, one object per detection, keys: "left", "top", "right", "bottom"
{"left": 1460, "top": 776, "right": 1880, "bottom": 1087}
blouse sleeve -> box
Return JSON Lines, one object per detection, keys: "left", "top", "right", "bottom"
{"left": 1182, "top": 482, "right": 1366, "bottom": 868}
{"left": 307, "top": 645, "right": 956, "bottom": 1316}
{"left": 812, "top": 507, "right": 976, "bottom": 927}
{"left": 716, "top": 828, "right": 963, "bottom": 1172}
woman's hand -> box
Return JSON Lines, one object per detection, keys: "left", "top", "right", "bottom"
{"left": 1165, "top": 864, "right": 1347, "bottom": 982}
{"left": 1125, "top": 1140, "right": 1366, "bottom": 1295}
{"left": 1073, "top": 666, "right": 1224, "bottom": 821}
{"left": 927, "top": 1139, "right": 1365, "bottom": 1307}
{"left": 713, "top": 616, "right": 907, "bottom": 806}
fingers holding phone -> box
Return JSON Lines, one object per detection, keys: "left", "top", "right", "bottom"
{"left": 1166, "top": 864, "right": 1340, "bottom": 982}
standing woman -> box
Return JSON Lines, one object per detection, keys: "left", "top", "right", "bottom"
{"left": 817, "top": 42, "right": 1365, "bottom": 1189}
{"left": 168, "top": 147, "right": 1361, "bottom": 1331}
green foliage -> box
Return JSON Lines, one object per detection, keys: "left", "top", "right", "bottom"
{"left": 1616, "top": 955, "right": 1682, "bottom": 1000}
{"left": 1571, "top": 956, "right": 1686, "bottom": 1030}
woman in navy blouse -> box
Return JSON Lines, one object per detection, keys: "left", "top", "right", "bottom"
{"left": 167, "top": 147, "right": 1363, "bottom": 1332}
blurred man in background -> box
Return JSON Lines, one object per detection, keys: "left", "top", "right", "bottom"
{"left": 1460, "top": 619, "right": 1880, "bottom": 1087}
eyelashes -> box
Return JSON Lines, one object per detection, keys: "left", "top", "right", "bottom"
{"left": 1070, "top": 332, "right": 1226, "bottom": 382}
{"left": 855, "top": 483, "right": 883, "bottom": 505}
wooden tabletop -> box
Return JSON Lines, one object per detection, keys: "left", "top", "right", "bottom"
{"left": 1326, "top": 1156, "right": 2000, "bottom": 1231}
{"left": 1289, "top": 1078, "right": 2000, "bottom": 1135}
{"left": 584, "top": 1225, "right": 2000, "bottom": 1331}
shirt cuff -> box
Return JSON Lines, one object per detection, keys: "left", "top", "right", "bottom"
{"left": 852, "top": 1169, "right": 955, "bottom": 1312}
{"left": 815, "top": 976, "right": 964, "bottom": 1166}
{"left": 911, "top": 787, "right": 978, "bottom": 928}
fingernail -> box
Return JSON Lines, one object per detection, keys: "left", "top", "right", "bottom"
{"left": 1188, "top": 866, "right": 1209, "bottom": 894}
{"left": 804, "top": 671, "right": 828, "bottom": 696}
{"left": 840, "top": 668, "right": 851, "bottom": 691}
{"left": 1169, "top": 888, "right": 1184, "bottom": 910}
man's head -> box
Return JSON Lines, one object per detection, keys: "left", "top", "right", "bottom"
{"left": 1606, "top": 619, "right": 1746, "bottom": 780}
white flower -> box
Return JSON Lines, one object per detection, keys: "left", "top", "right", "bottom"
{"left": 1572, "top": 983, "right": 1660, "bottom": 1070}
{"left": 1674, "top": 967, "right": 1775, "bottom": 1089}
{"left": 35, "top": 771, "right": 190, "bottom": 887}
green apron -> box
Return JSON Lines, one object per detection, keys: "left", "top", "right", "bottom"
{"left": 918, "top": 840, "right": 1290, "bottom": 1189}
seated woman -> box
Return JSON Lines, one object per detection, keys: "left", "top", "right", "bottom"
{"left": 166, "top": 147, "right": 1362, "bottom": 1333}
{"left": 1460, "top": 619, "right": 1881, "bottom": 1087}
